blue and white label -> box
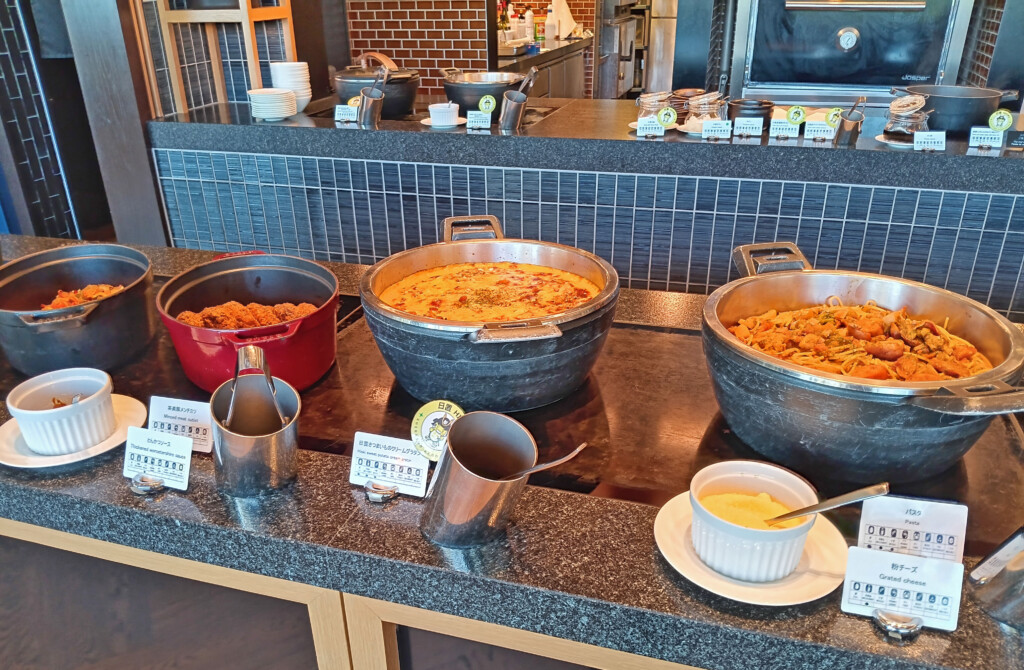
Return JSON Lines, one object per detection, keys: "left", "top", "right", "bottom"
{"left": 859, "top": 495, "right": 968, "bottom": 562}
{"left": 804, "top": 121, "right": 836, "bottom": 141}
{"left": 467, "top": 110, "right": 491, "bottom": 129}
{"left": 148, "top": 396, "right": 212, "bottom": 453}
{"left": 635, "top": 116, "right": 666, "bottom": 137}
{"left": 968, "top": 127, "right": 1004, "bottom": 148}
{"left": 123, "top": 426, "right": 193, "bottom": 491}
{"left": 701, "top": 120, "right": 732, "bottom": 140}
{"left": 334, "top": 104, "right": 358, "bottom": 123}
{"left": 350, "top": 431, "right": 430, "bottom": 497}
{"left": 913, "top": 131, "right": 946, "bottom": 152}
{"left": 769, "top": 118, "right": 800, "bottom": 138}
{"left": 732, "top": 117, "right": 764, "bottom": 137}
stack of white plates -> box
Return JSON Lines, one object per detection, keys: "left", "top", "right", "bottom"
{"left": 270, "top": 62, "right": 312, "bottom": 112}
{"left": 248, "top": 88, "right": 297, "bottom": 122}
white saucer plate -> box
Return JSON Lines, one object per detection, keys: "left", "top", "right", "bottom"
{"left": 0, "top": 394, "right": 147, "bottom": 469}
{"left": 874, "top": 134, "right": 914, "bottom": 150}
{"left": 421, "top": 117, "right": 468, "bottom": 128}
{"left": 654, "top": 492, "right": 848, "bottom": 606}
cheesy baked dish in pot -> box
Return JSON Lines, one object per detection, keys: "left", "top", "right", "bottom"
{"left": 379, "top": 262, "right": 600, "bottom": 321}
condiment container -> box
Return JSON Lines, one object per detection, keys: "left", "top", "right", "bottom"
{"left": 689, "top": 460, "right": 818, "bottom": 582}
{"left": 6, "top": 368, "right": 116, "bottom": 455}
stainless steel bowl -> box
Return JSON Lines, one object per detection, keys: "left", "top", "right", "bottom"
{"left": 702, "top": 242, "right": 1024, "bottom": 483}
{"left": 360, "top": 215, "right": 619, "bottom": 411}
{"left": 440, "top": 68, "right": 526, "bottom": 123}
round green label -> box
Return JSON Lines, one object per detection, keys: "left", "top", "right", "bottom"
{"left": 410, "top": 400, "right": 465, "bottom": 461}
{"left": 479, "top": 95, "right": 497, "bottom": 113}
{"left": 826, "top": 107, "right": 844, "bottom": 129}
{"left": 786, "top": 106, "right": 807, "bottom": 125}
{"left": 989, "top": 108, "right": 1013, "bottom": 132}
{"left": 657, "top": 107, "right": 678, "bottom": 127}
{"left": 347, "top": 96, "right": 360, "bottom": 107}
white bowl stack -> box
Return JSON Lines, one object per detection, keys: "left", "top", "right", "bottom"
{"left": 248, "top": 88, "right": 297, "bottom": 121}
{"left": 269, "top": 62, "right": 312, "bottom": 112}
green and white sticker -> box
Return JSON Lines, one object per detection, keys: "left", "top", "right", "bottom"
{"left": 657, "top": 107, "right": 678, "bottom": 127}
{"left": 478, "top": 95, "right": 497, "bottom": 113}
{"left": 786, "top": 106, "right": 807, "bottom": 125}
{"left": 410, "top": 400, "right": 465, "bottom": 461}
{"left": 989, "top": 108, "right": 1013, "bottom": 132}
{"left": 347, "top": 96, "right": 361, "bottom": 107}
{"left": 826, "top": 107, "right": 844, "bottom": 129}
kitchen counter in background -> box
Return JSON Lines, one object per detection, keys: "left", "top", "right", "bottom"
{"left": 497, "top": 37, "right": 592, "bottom": 73}
{"left": 0, "top": 235, "right": 1022, "bottom": 670}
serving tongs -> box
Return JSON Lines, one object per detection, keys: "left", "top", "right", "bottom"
{"left": 224, "top": 345, "right": 289, "bottom": 434}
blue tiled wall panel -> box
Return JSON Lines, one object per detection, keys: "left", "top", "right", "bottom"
{"left": 153, "top": 149, "right": 1024, "bottom": 318}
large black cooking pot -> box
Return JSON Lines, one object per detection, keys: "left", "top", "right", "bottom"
{"left": 0, "top": 244, "right": 154, "bottom": 375}
{"left": 333, "top": 52, "right": 419, "bottom": 119}
{"left": 703, "top": 242, "right": 1024, "bottom": 484}
{"left": 441, "top": 68, "right": 525, "bottom": 123}
{"left": 360, "top": 215, "right": 619, "bottom": 412}
{"left": 892, "top": 85, "right": 1019, "bottom": 134}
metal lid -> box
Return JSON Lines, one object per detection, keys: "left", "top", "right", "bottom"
{"left": 442, "top": 70, "right": 524, "bottom": 85}
{"left": 890, "top": 94, "right": 926, "bottom": 114}
{"left": 336, "top": 66, "right": 419, "bottom": 82}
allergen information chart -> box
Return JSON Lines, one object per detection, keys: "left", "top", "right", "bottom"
{"left": 858, "top": 495, "right": 968, "bottom": 562}
{"left": 349, "top": 431, "right": 430, "bottom": 497}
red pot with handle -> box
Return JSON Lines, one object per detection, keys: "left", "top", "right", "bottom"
{"left": 156, "top": 252, "right": 339, "bottom": 392}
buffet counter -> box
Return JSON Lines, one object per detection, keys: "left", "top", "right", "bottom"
{"left": 0, "top": 235, "right": 1021, "bottom": 670}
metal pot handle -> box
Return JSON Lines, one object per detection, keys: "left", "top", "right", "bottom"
{"left": 1001, "top": 90, "right": 1020, "bottom": 102}
{"left": 907, "top": 381, "right": 1024, "bottom": 416}
{"left": 440, "top": 67, "right": 461, "bottom": 81}
{"left": 17, "top": 302, "right": 99, "bottom": 332}
{"left": 219, "top": 320, "right": 303, "bottom": 347}
{"left": 356, "top": 52, "right": 399, "bottom": 71}
{"left": 443, "top": 215, "right": 505, "bottom": 241}
{"left": 470, "top": 322, "right": 562, "bottom": 343}
{"left": 732, "top": 242, "right": 812, "bottom": 277}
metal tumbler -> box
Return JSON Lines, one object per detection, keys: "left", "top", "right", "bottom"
{"left": 420, "top": 411, "right": 538, "bottom": 547}
{"left": 498, "top": 90, "right": 528, "bottom": 132}
{"left": 358, "top": 86, "right": 385, "bottom": 129}
{"left": 832, "top": 109, "right": 865, "bottom": 148}
{"left": 210, "top": 346, "right": 300, "bottom": 497}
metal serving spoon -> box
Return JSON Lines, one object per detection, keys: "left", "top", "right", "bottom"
{"left": 765, "top": 482, "right": 890, "bottom": 526}
{"left": 497, "top": 442, "right": 589, "bottom": 481}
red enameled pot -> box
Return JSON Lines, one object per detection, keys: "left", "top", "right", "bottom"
{"left": 156, "top": 252, "right": 339, "bottom": 392}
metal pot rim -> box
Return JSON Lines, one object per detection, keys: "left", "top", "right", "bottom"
{"left": 903, "top": 85, "right": 1005, "bottom": 99}
{"left": 443, "top": 71, "right": 525, "bottom": 85}
{"left": 703, "top": 269, "right": 1024, "bottom": 397}
{"left": 359, "top": 238, "right": 619, "bottom": 333}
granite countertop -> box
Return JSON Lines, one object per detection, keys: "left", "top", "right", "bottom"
{"left": 497, "top": 37, "right": 593, "bottom": 73}
{"left": 0, "top": 235, "right": 1021, "bottom": 670}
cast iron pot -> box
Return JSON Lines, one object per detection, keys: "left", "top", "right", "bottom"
{"left": 333, "top": 52, "right": 419, "bottom": 119}
{"left": 0, "top": 244, "right": 154, "bottom": 375}
{"left": 359, "top": 215, "right": 619, "bottom": 412}
{"left": 441, "top": 69, "right": 525, "bottom": 123}
{"left": 892, "top": 85, "right": 1019, "bottom": 134}
{"left": 703, "top": 242, "right": 1024, "bottom": 484}
{"left": 156, "top": 252, "right": 339, "bottom": 392}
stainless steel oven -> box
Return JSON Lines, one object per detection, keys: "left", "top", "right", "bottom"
{"left": 598, "top": 0, "right": 639, "bottom": 98}
{"left": 728, "top": 0, "right": 977, "bottom": 105}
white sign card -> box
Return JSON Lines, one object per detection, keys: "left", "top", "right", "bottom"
{"left": 334, "top": 105, "right": 358, "bottom": 123}
{"left": 702, "top": 120, "right": 733, "bottom": 140}
{"left": 635, "top": 116, "right": 665, "bottom": 137}
{"left": 466, "top": 110, "right": 491, "bottom": 129}
{"left": 148, "top": 396, "right": 213, "bottom": 453}
{"left": 732, "top": 117, "right": 764, "bottom": 137}
{"left": 913, "top": 131, "right": 946, "bottom": 151}
{"left": 859, "top": 495, "right": 968, "bottom": 562}
{"left": 123, "top": 426, "right": 193, "bottom": 491}
{"left": 769, "top": 118, "right": 800, "bottom": 138}
{"left": 841, "top": 546, "right": 964, "bottom": 631}
{"left": 803, "top": 121, "right": 836, "bottom": 141}
{"left": 349, "top": 431, "right": 430, "bottom": 497}
{"left": 968, "top": 127, "right": 1004, "bottom": 148}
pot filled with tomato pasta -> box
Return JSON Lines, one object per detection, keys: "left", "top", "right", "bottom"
{"left": 0, "top": 244, "right": 154, "bottom": 375}
{"left": 703, "top": 242, "right": 1024, "bottom": 483}
{"left": 359, "top": 215, "right": 619, "bottom": 412}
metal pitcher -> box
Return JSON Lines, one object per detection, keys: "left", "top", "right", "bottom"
{"left": 210, "top": 346, "right": 300, "bottom": 497}
{"left": 420, "top": 412, "right": 538, "bottom": 547}
{"left": 969, "top": 527, "right": 1024, "bottom": 631}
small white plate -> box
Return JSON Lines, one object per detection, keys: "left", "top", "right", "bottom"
{"left": 628, "top": 121, "right": 679, "bottom": 131}
{"left": 874, "top": 134, "right": 914, "bottom": 150}
{"left": 421, "top": 117, "right": 468, "bottom": 128}
{"left": 654, "top": 492, "right": 847, "bottom": 606}
{"left": 0, "top": 394, "right": 147, "bottom": 469}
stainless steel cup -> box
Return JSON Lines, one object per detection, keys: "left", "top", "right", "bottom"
{"left": 358, "top": 86, "right": 385, "bottom": 129}
{"left": 420, "top": 411, "right": 538, "bottom": 547}
{"left": 210, "top": 367, "right": 300, "bottom": 498}
{"left": 832, "top": 109, "right": 865, "bottom": 148}
{"left": 498, "top": 90, "right": 528, "bottom": 132}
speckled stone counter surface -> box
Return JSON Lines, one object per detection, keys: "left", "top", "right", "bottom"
{"left": 146, "top": 99, "right": 1024, "bottom": 194}
{"left": 0, "top": 236, "right": 1022, "bottom": 670}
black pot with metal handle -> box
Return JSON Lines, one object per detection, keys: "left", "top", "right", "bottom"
{"left": 702, "top": 242, "right": 1024, "bottom": 483}
{"left": 441, "top": 68, "right": 525, "bottom": 123}
{"left": 360, "top": 215, "right": 619, "bottom": 412}
{"left": 0, "top": 244, "right": 155, "bottom": 375}
{"left": 332, "top": 52, "right": 419, "bottom": 118}
{"left": 892, "top": 85, "right": 1019, "bottom": 134}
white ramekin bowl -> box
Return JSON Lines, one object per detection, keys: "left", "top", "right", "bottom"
{"left": 429, "top": 102, "right": 459, "bottom": 127}
{"left": 6, "top": 368, "right": 116, "bottom": 455}
{"left": 689, "top": 460, "right": 818, "bottom": 582}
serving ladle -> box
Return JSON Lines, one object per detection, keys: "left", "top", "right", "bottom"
{"left": 497, "top": 441, "right": 588, "bottom": 481}
{"left": 765, "top": 481, "right": 890, "bottom": 526}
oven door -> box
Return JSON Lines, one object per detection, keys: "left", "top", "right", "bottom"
{"left": 617, "top": 17, "right": 638, "bottom": 97}
{"left": 738, "top": 0, "right": 971, "bottom": 103}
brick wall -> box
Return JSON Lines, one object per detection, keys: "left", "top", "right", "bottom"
{"left": 564, "top": 0, "right": 595, "bottom": 97}
{"left": 348, "top": 0, "right": 488, "bottom": 97}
